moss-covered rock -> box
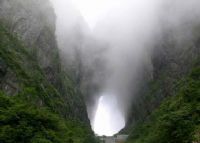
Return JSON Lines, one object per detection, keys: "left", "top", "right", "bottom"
{"left": 0, "top": 0, "right": 90, "bottom": 123}
{"left": 0, "top": 0, "right": 95, "bottom": 140}
{"left": 0, "top": 14, "right": 97, "bottom": 143}
{"left": 127, "top": 66, "right": 200, "bottom": 143}
{"left": 0, "top": 92, "right": 96, "bottom": 143}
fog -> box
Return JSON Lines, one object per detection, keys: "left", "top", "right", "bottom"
{"left": 50, "top": 0, "right": 200, "bottom": 136}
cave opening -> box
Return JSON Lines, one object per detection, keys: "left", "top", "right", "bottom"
{"left": 92, "top": 94, "right": 125, "bottom": 136}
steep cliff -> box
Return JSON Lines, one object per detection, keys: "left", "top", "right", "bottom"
{"left": 0, "top": 0, "right": 96, "bottom": 142}
{"left": 125, "top": 18, "right": 200, "bottom": 143}
{"left": 127, "top": 67, "right": 200, "bottom": 143}
{"left": 0, "top": 0, "right": 89, "bottom": 122}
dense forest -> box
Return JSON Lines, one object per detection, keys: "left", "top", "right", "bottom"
{"left": 0, "top": 0, "right": 97, "bottom": 142}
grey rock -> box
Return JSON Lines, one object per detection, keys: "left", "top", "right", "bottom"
{"left": 0, "top": 58, "right": 7, "bottom": 78}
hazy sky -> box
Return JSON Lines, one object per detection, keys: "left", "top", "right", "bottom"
{"left": 72, "top": 0, "right": 122, "bottom": 28}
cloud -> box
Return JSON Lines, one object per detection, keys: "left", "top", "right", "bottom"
{"left": 50, "top": 0, "right": 200, "bottom": 135}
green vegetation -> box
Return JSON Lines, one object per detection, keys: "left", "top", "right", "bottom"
{"left": 0, "top": 92, "right": 98, "bottom": 143}
{"left": 127, "top": 67, "right": 200, "bottom": 143}
{"left": 0, "top": 23, "right": 97, "bottom": 142}
{"left": 0, "top": 22, "right": 62, "bottom": 112}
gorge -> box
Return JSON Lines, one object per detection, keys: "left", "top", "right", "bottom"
{"left": 0, "top": 0, "right": 200, "bottom": 143}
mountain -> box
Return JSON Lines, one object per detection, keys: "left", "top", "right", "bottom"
{"left": 0, "top": 0, "right": 199, "bottom": 142}
{"left": 0, "top": 0, "right": 97, "bottom": 142}
{"left": 124, "top": 16, "right": 200, "bottom": 143}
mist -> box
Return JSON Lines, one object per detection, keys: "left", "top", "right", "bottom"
{"left": 50, "top": 0, "right": 200, "bottom": 136}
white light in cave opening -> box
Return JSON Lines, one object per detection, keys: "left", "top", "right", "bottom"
{"left": 93, "top": 95, "right": 125, "bottom": 136}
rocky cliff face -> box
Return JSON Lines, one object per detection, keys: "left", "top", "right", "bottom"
{"left": 0, "top": 0, "right": 90, "bottom": 123}
{"left": 125, "top": 23, "right": 200, "bottom": 128}
{"left": 124, "top": 16, "right": 200, "bottom": 143}
{"left": 0, "top": 0, "right": 98, "bottom": 142}
{"left": 0, "top": 0, "right": 59, "bottom": 84}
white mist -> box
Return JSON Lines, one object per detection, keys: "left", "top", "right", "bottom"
{"left": 93, "top": 94, "right": 125, "bottom": 136}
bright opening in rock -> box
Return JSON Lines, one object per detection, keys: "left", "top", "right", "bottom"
{"left": 93, "top": 95, "right": 125, "bottom": 136}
